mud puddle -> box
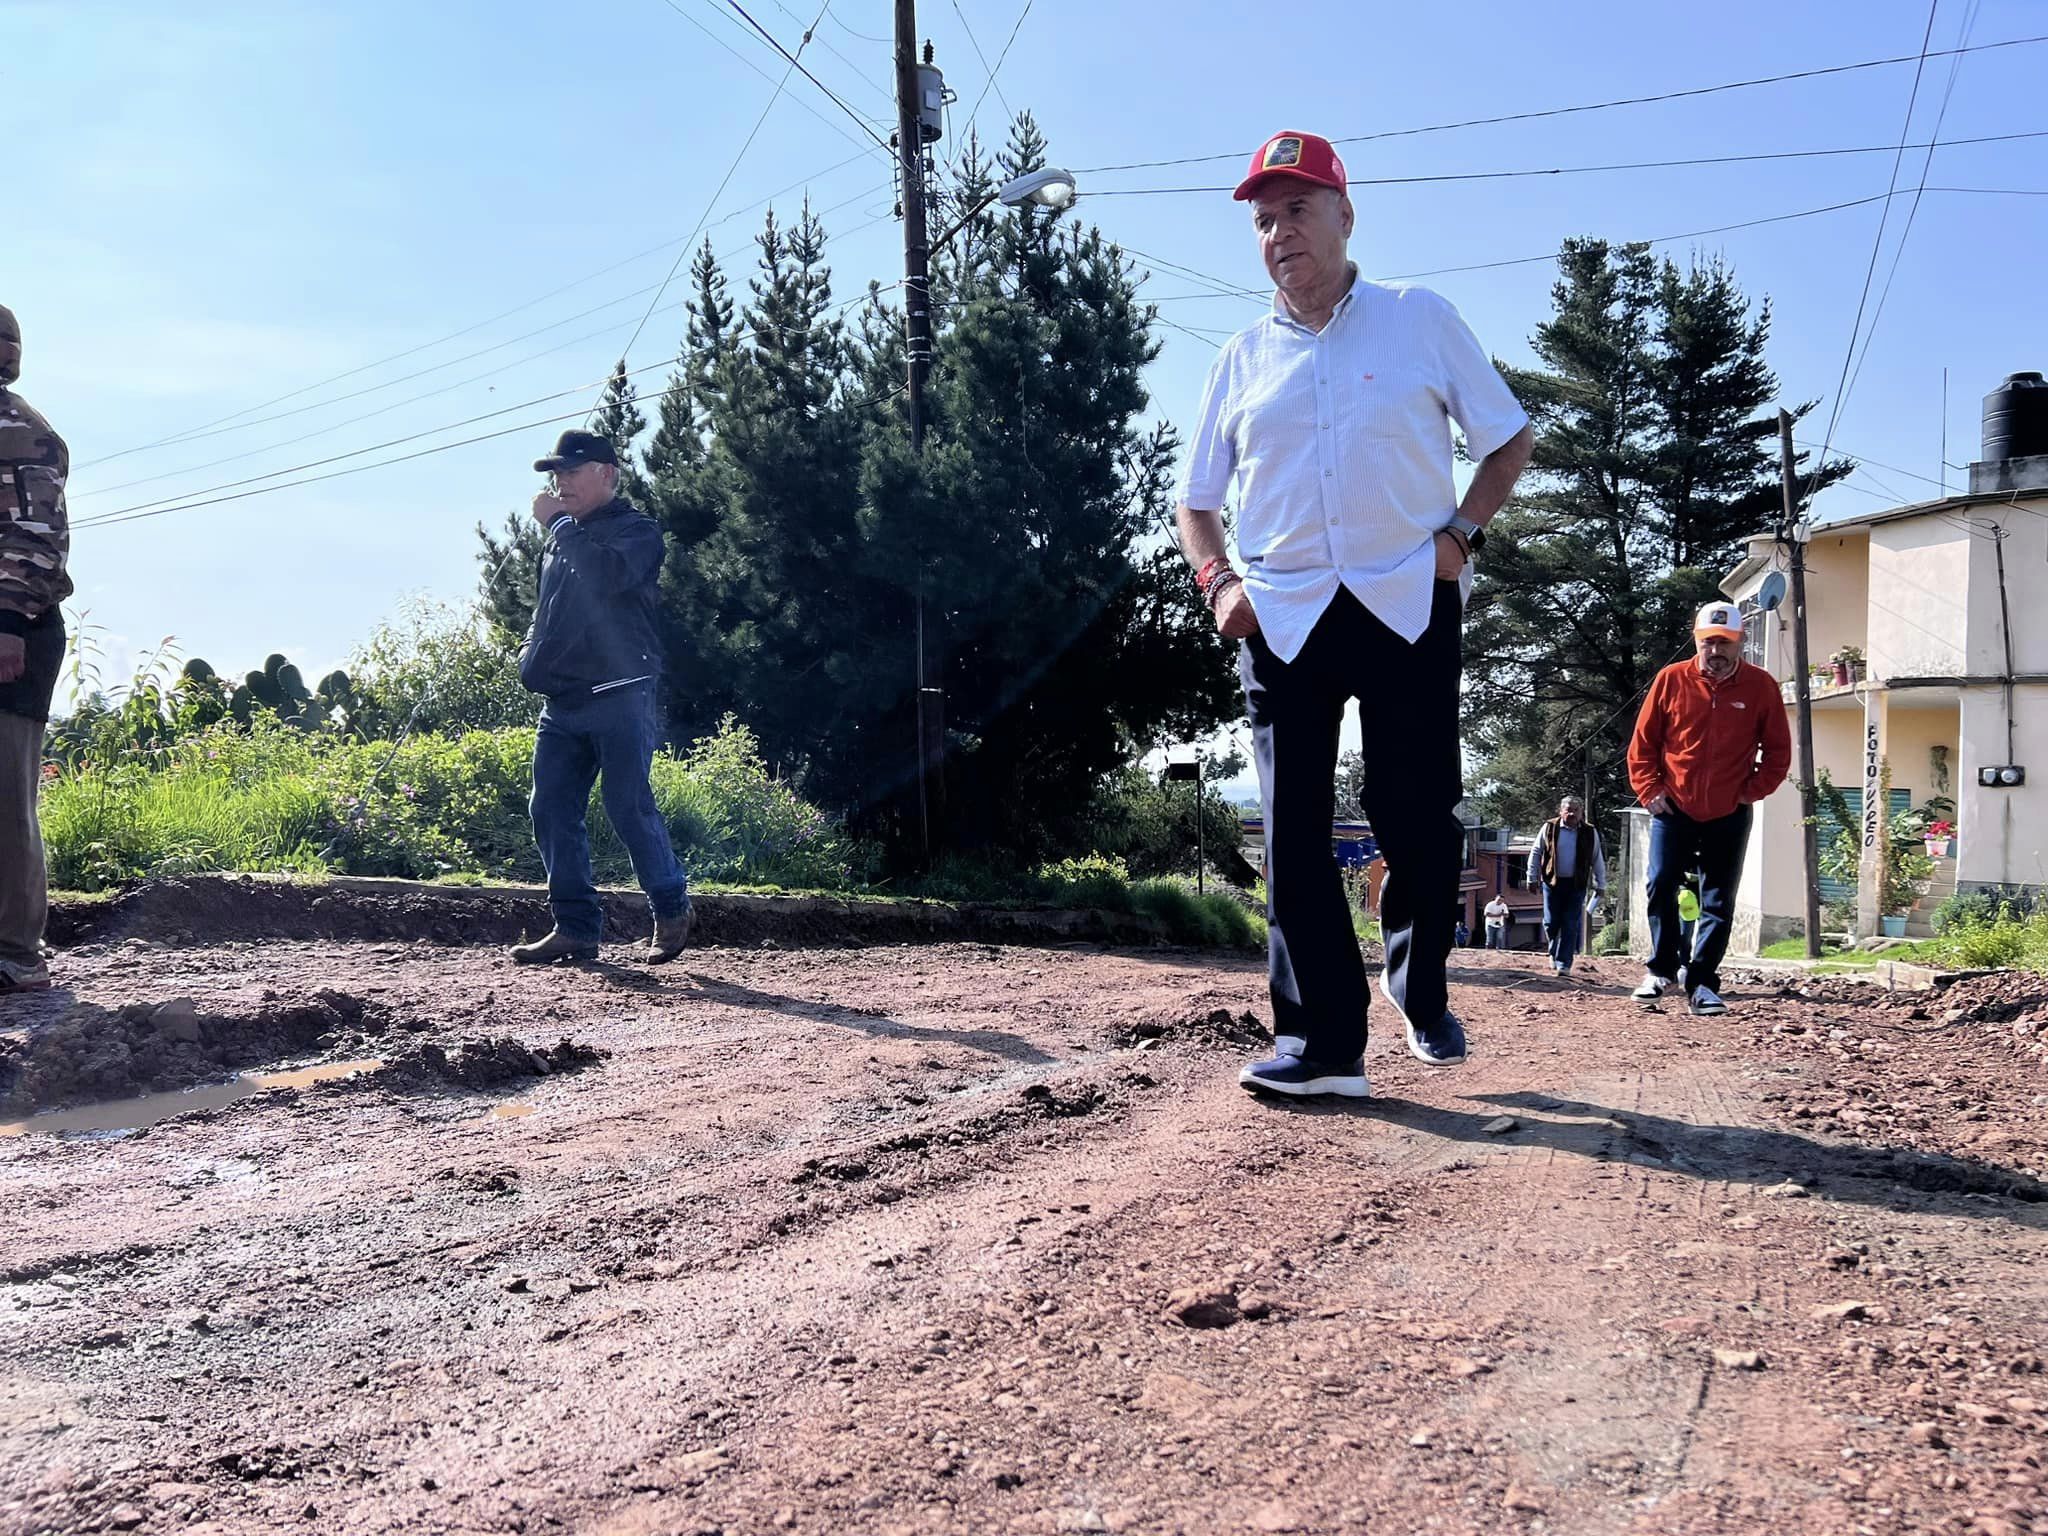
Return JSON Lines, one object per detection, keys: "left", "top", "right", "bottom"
{"left": 0, "top": 1059, "right": 383, "bottom": 1139}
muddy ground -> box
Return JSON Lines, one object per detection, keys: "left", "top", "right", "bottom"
{"left": 3, "top": 888, "right": 2047, "bottom": 1536}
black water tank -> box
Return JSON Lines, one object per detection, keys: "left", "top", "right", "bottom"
{"left": 1983, "top": 371, "right": 2048, "bottom": 462}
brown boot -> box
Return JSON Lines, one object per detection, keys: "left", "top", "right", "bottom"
{"left": 645, "top": 908, "right": 694, "bottom": 964}
{"left": 508, "top": 929, "right": 598, "bottom": 966}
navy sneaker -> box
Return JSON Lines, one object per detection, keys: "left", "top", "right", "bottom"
{"left": 1238, "top": 1053, "right": 1370, "bottom": 1099}
{"left": 1377, "top": 973, "right": 1468, "bottom": 1067}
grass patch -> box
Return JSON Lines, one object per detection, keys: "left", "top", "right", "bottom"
{"left": 1758, "top": 939, "right": 1885, "bottom": 967}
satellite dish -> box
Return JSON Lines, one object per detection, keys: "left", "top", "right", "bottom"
{"left": 1757, "top": 571, "right": 1788, "bottom": 612}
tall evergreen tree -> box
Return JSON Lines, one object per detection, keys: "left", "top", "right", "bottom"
{"left": 475, "top": 511, "right": 543, "bottom": 643}
{"left": 1465, "top": 239, "right": 1851, "bottom": 829}
{"left": 628, "top": 119, "right": 1238, "bottom": 864}
{"left": 592, "top": 359, "right": 650, "bottom": 504}
{"left": 856, "top": 115, "right": 1238, "bottom": 857}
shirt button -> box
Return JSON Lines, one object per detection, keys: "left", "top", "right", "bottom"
{"left": 1324, "top": 469, "right": 1333, "bottom": 477}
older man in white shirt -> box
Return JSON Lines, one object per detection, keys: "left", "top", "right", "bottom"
{"left": 1178, "top": 130, "right": 1533, "bottom": 1099}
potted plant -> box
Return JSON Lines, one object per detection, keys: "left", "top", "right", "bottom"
{"left": 1830, "top": 644, "right": 1865, "bottom": 686}
{"left": 1923, "top": 818, "right": 1954, "bottom": 859}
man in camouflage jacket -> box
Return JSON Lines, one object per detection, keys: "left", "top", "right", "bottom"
{"left": 0, "top": 305, "right": 72, "bottom": 994}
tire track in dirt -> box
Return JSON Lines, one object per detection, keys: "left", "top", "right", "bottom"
{"left": 6, "top": 943, "right": 2048, "bottom": 1535}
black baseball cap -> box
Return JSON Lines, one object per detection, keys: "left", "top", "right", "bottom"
{"left": 533, "top": 429, "right": 619, "bottom": 472}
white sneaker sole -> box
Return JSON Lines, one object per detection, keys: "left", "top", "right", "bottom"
{"left": 1237, "top": 1064, "right": 1371, "bottom": 1098}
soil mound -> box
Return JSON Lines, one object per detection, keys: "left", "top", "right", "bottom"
{"left": 0, "top": 991, "right": 383, "bottom": 1119}
{"left": 377, "top": 1035, "right": 605, "bottom": 1092}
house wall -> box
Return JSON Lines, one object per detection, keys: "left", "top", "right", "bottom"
{"left": 1736, "top": 705, "right": 1865, "bottom": 949}
{"left": 1884, "top": 703, "right": 1961, "bottom": 809}
{"left": 1959, "top": 682, "right": 2048, "bottom": 891}
{"left": 1798, "top": 531, "right": 1870, "bottom": 677}
{"left": 1956, "top": 502, "right": 2048, "bottom": 892}
{"left": 1869, "top": 521, "right": 1972, "bottom": 679}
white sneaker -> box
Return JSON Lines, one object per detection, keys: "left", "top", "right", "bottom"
{"left": 1631, "top": 973, "right": 1673, "bottom": 1004}
{"left": 1688, "top": 985, "right": 1727, "bottom": 1016}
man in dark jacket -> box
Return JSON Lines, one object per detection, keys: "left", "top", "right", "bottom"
{"left": 0, "top": 304, "right": 69, "bottom": 996}
{"left": 509, "top": 430, "right": 691, "bottom": 966}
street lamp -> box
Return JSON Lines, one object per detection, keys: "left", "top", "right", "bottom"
{"left": 928, "top": 167, "right": 1079, "bottom": 248}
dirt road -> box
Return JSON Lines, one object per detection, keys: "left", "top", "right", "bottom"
{"left": 4, "top": 914, "right": 2046, "bottom": 1536}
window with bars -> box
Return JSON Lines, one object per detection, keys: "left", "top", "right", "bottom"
{"left": 1739, "top": 596, "right": 1768, "bottom": 668}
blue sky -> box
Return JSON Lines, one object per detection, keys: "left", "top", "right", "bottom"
{"left": 7, "top": 0, "right": 2045, "bottom": 720}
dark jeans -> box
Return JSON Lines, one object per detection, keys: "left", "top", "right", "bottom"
{"left": 530, "top": 686, "right": 690, "bottom": 944}
{"left": 1242, "top": 583, "right": 1463, "bottom": 1064}
{"left": 1646, "top": 805, "right": 1752, "bottom": 994}
{"left": 1541, "top": 884, "right": 1585, "bottom": 970}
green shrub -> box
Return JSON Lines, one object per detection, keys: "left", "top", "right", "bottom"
{"left": 1932, "top": 886, "right": 2039, "bottom": 933}
{"left": 1080, "top": 762, "right": 1247, "bottom": 880}
{"left": 1594, "top": 921, "right": 1630, "bottom": 956}
{"left": 1919, "top": 903, "right": 2048, "bottom": 973}
{"left": 1130, "top": 877, "right": 1264, "bottom": 948}
{"left": 41, "top": 716, "right": 866, "bottom": 894}
{"left": 348, "top": 599, "right": 539, "bottom": 738}
{"left": 321, "top": 728, "right": 537, "bottom": 879}
{"left": 39, "top": 723, "right": 330, "bottom": 890}
{"left": 1035, "top": 853, "right": 1137, "bottom": 911}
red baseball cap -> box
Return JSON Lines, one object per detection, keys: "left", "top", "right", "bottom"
{"left": 1233, "top": 131, "right": 1348, "bottom": 201}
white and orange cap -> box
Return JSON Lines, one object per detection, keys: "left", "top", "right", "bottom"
{"left": 1693, "top": 601, "right": 1743, "bottom": 641}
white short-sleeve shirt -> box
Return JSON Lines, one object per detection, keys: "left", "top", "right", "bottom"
{"left": 1179, "top": 275, "right": 1528, "bottom": 663}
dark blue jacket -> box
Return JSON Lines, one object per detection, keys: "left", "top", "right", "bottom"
{"left": 518, "top": 498, "right": 667, "bottom": 700}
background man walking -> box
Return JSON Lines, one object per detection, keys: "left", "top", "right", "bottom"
{"left": 1176, "top": 131, "right": 1533, "bottom": 1098}
{"left": 0, "top": 305, "right": 70, "bottom": 997}
{"left": 510, "top": 430, "right": 692, "bottom": 967}
{"left": 1526, "top": 795, "right": 1606, "bottom": 976}
{"left": 1483, "top": 893, "right": 1510, "bottom": 950}
{"left": 1627, "top": 600, "right": 1790, "bottom": 1015}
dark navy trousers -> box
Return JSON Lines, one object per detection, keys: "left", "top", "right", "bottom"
{"left": 1242, "top": 583, "right": 1464, "bottom": 1064}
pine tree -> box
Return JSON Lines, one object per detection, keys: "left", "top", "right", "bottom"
{"left": 1465, "top": 239, "right": 1852, "bottom": 829}
{"left": 475, "top": 511, "right": 544, "bottom": 642}
{"left": 853, "top": 113, "right": 1238, "bottom": 858}
{"left": 592, "top": 359, "right": 649, "bottom": 503}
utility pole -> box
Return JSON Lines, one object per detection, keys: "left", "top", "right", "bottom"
{"left": 1779, "top": 409, "right": 1823, "bottom": 959}
{"left": 894, "top": 0, "right": 942, "bottom": 863}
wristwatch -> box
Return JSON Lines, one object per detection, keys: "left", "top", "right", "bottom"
{"left": 1449, "top": 514, "right": 1487, "bottom": 553}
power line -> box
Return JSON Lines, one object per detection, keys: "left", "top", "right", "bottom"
{"left": 1082, "top": 128, "right": 2048, "bottom": 197}
{"left": 766, "top": 0, "right": 896, "bottom": 115}
{"left": 74, "top": 191, "right": 896, "bottom": 504}
{"left": 1806, "top": 1, "right": 1942, "bottom": 510}
{"left": 1076, "top": 33, "right": 2048, "bottom": 174}
{"left": 78, "top": 149, "right": 881, "bottom": 470}
{"left": 1128, "top": 186, "right": 2048, "bottom": 330}
{"left": 618, "top": 0, "right": 838, "bottom": 387}
{"left": 73, "top": 287, "right": 901, "bottom": 533}
{"left": 714, "top": 0, "right": 894, "bottom": 153}
{"left": 1840, "top": 0, "right": 1981, "bottom": 413}
{"left": 823, "top": 7, "right": 888, "bottom": 43}
{"left": 650, "top": 0, "right": 893, "bottom": 153}
{"left": 964, "top": 0, "right": 1033, "bottom": 131}
{"left": 947, "top": 0, "right": 1011, "bottom": 128}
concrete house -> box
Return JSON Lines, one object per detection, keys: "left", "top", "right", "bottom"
{"left": 1718, "top": 373, "right": 2048, "bottom": 948}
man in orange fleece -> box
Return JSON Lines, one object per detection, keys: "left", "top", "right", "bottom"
{"left": 1626, "top": 600, "right": 1790, "bottom": 1015}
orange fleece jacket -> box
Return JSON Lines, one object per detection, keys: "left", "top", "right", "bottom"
{"left": 1627, "top": 658, "right": 1791, "bottom": 822}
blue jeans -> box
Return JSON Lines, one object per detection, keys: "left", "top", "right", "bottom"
{"left": 530, "top": 687, "right": 690, "bottom": 944}
{"left": 1646, "top": 805, "right": 1752, "bottom": 994}
{"left": 1541, "top": 885, "right": 1585, "bottom": 970}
